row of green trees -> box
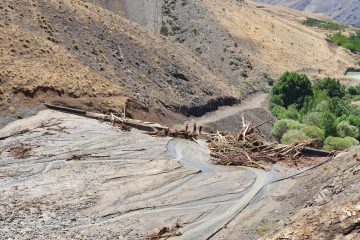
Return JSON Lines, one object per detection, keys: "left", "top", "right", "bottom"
{"left": 270, "top": 72, "right": 360, "bottom": 151}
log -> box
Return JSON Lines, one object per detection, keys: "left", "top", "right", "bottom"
{"left": 302, "top": 147, "right": 332, "bottom": 157}
{"left": 44, "top": 103, "right": 86, "bottom": 115}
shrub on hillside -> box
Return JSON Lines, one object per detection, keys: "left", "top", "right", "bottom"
{"left": 271, "top": 71, "right": 313, "bottom": 109}
{"left": 313, "top": 78, "right": 345, "bottom": 98}
{"left": 303, "top": 112, "right": 322, "bottom": 127}
{"left": 272, "top": 119, "right": 303, "bottom": 140}
{"left": 300, "top": 90, "right": 329, "bottom": 115}
{"left": 336, "top": 121, "right": 359, "bottom": 139}
{"left": 314, "top": 100, "right": 329, "bottom": 112}
{"left": 270, "top": 104, "right": 287, "bottom": 119}
{"left": 347, "top": 115, "right": 360, "bottom": 130}
{"left": 328, "top": 98, "right": 354, "bottom": 117}
{"left": 320, "top": 111, "right": 337, "bottom": 137}
{"left": 347, "top": 85, "right": 360, "bottom": 96}
{"left": 323, "top": 136, "right": 359, "bottom": 151}
{"left": 281, "top": 130, "right": 310, "bottom": 145}
{"left": 271, "top": 105, "right": 301, "bottom": 120}
{"left": 301, "top": 125, "right": 325, "bottom": 147}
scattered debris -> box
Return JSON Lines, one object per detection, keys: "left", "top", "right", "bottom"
{"left": 9, "top": 143, "right": 33, "bottom": 159}
{"left": 146, "top": 224, "right": 182, "bottom": 240}
{"left": 66, "top": 153, "right": 91, "bottom": 161}
{"left": 209, "top": 116, "right": 331, "bottom": 169}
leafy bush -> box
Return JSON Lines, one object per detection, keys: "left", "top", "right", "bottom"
{"left": 301, "top": 126, "right": 325, "bottom": 147}
{"left": 271, "top": 104, "right": 301, "bottom": 121}
{"left": 328, "top": 97, "right": 354, "bottom": 116}
{"left": 323, "top": 136, "right": 359, "bottom": 151}
{"left": 320, "top": 111, "right": 337, "bottom": 137}
{"left": 303, "top": 112, "right": 322, "bottom": 127}
{"left": 270, "top": 104, "right": 287, "bottom": 119}
{"left": 271, "top": 71, "right": 313, "bottom": 109}
{"left": 281, "top": 130, "right": 310, "bottom": 145}
{"left": 313, "top": 78, "right": 345, "bottom": 98}
{"left": 347, "top": 115, "right": 360, "bottom": 130}
{"left": 314, "top": 100, "right": 330, "bottom": 112}
{"left": 347, "top": 85, "right": 360, "bottom": 95}
{"left": 272, "top": 119, "right": 303, "bottom": 140}
{"left": 285, "top": 105, "right": 301, "bottom": 121}
{"left": 336, "top": 121, "right": 359, "bottom": 138}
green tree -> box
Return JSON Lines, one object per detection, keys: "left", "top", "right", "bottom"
{"left": 320, "top": 111, "right": 337, "bottom": 137}
{"left": 271, "top": 72, "right": 313, "bottom": 109}
{"left": 313, "top": 78, "right": 345, "bottom": 98}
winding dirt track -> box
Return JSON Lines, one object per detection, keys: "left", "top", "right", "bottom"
{"left": 181, "top": 93, "right": 268, "bottom": 129}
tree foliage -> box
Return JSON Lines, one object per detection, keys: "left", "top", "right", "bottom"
{"left": 271, "top": 72, "right": 313, "bottom": 109}
{"left": 313, "top": 78, "right": 345, "bottom": 98}
{"left": 270, "top": 72, "right": 360, "bottom": 150}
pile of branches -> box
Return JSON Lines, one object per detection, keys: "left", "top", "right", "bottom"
{"left": 209, "top": 116, "right": 312, "bottom": 170}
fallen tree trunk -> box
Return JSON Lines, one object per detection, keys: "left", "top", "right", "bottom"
{"left": 44, "top": 103, "right": 169, "bottom": 132}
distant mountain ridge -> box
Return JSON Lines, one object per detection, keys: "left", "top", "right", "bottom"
{"left": 256, "top": 0, "right": 360, "bottom": 28}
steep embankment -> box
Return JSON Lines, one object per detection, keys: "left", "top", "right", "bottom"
{"left": 0, "top": 0, "right": 236, "bottom": 125}
{"left": 256, "top": 0, "right": 360, "bottom": 28}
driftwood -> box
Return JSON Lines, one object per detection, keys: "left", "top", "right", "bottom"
{"left": 44, "top": 103, "right": 169, "bottom": 132}
{"left": 209, "top": 116, "right": 332, "bottom": 170}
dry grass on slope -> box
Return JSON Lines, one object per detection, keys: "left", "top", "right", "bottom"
{"left": 0, "top": 25, "right": 122, "bottom": 101}
{"left": 0, "top": 0, "right": 236, "bottom": 122}
{"left": 203, "top": 0, "right": 357, "bottom": 79}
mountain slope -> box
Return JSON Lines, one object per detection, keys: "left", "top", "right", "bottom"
{"left": 157, "top": 0, "right": 357, "bottom": 79}
{"left": 0, "top": 0, "right": 237, "bottom": 124}
{"left": 0, "top": 0, "right": 358, "bottom": 125}
{"left": 256, "top": 0, "right": 360, "bottom": 28}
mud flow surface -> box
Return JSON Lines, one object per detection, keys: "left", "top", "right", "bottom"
{"left": 0, "top": 110, "right": 277, "bottom": 239}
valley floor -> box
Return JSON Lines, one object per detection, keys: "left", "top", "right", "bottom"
{"left": 1, "top": 106, "right": 359, "bottom": 239}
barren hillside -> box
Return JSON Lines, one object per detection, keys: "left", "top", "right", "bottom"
{"left": 256, "top": 0, "right": 360, "bottom": 28}
{"left": 0, "top": 0, "right": 358, "bottom": 125}
{"left": 0, "top": 0, "right": 236, "bottom": 125}
{"left": 158, "top": 0, "right": 357, "bottom": 80}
